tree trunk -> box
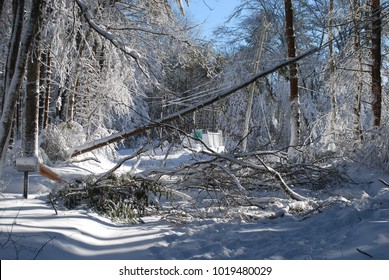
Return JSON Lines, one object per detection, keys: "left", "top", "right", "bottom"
{"left": 371, "top": 0, "right": 382, "bottom": 127}
{"left": 329, "top": 0, "right": 337, "bottom": 132}
{"left": 0, "top": 0, "right": 44, "bottom": 181}
{"left": 39, "top": 50, "right": 47, "bottom": 131}
{"left": 24, "top": 44, "right": 40, "bottom": 157}
{"left": 2, "top": 0, "right": 24, "bottom": 114}
{"left": 242, "top": 22, "right": 267, "bottom": 152}
{"left": 284, "top": 0, "right": 300, "bottom": 158}
{"left": 43, "top": 52, "right": 52, "bottom": 129}
{"left": 0, "top": 0, "right": 4, "bottom": 17}
{"left": 352, "top": 0, "right": 363, "bottom": 142}
{"left": 24, "top": 9, "right": 44, "bottom": 158}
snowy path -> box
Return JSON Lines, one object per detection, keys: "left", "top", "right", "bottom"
{"left": 1, "top": 150, "right": 389, "bottom": 259}
{"left": 1, "top": 186, "right": 388, "bottom": 260}
{"left": 0, "top": 194, "right": 172, "bottom": 259}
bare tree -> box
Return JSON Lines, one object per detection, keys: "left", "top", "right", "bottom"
{"left": 329, "top": 0, "right": 337, "bottom": 132}
{"left": 284, "top": 0, "right": 300, "bottom": 158}
{"left": 351, "top": 0, "right": 364, "bottom": 142}
{"left": 241, "top": 20, "right": 268, "bottom": 152}
{"left": 371, "top": 0, "right": 382, "bottom": 127}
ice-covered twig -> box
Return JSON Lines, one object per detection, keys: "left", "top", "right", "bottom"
{"left": 378, "top": 178, "right": 389, "bottom": 187}
{"left": 212, "top": 162, "right": 247, "bottom": 194}
{"left": 356, "top": 248, "right": 373, "bottom": 259}
{"left": 256, "top": 156, "right": 307, "bottom": 201}
{"left": 93, "top": 142, "right": 152, "bottom": 185}
{"left": 74, "top": 0, "right": 150, "bottom": 77}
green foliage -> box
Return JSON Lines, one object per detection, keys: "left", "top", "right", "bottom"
{"left": 52, "top": 173, "right": 170, "bottom": 223}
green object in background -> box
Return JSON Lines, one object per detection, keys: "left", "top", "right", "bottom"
{"left": 193, "top": 130, "right": 202, "bottom": 140}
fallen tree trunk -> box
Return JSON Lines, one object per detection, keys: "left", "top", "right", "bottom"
{"left": 68, "top": 47, "right": 320, "bottom": 158}
{"left": 38, "top": 163, "right": 67, "bottom": 184}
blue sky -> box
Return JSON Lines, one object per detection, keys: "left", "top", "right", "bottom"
{"left": 184, "top": 0, "right": 241, "bottom": 39}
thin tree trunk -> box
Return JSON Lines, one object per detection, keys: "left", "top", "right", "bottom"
{"left": 39, "top": 50, "right": 47, "bottom": 131}
{"left": 352, "top": 0, "right": 363, "bottom": 142}
{"left": 43, "top": 52, "right": 52, "bottom": 129}
{"left": 67, "top": 27, "right": 92, "bottom": 123}
{"left": 329, "top": 0, "right": 337, "bottom": 132}
{"left": 284, "top": 0, "right": 300, "bottom": 159}
{"left": 0, "top": 0, "right": 4, "bottom": 17}
{"left": 242, "top": 22, "right": 267, "bottom": 152}
{"left": 371, "top": 0, "right": 382, "bottom": 127}
{"left": 2, "top": 0, "right": 25, "bottom": 114}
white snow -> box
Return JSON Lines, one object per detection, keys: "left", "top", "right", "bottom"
{"left": 1, "top": 148, "right": 389, "bottom": 260}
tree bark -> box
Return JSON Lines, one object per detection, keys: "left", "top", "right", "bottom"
{"left": 0, "top": 0, "right": 4, "bottom": 17}
{"left": 24, "top": 26, "right": 43, "bottom": 157}
{"left": 2, "top": 0, "right": 25, "bottom": 114}
{"left": 371, "top": 0, "right": 382, "bottom": 127}
{"left": 284, "top": 0, "right": 300, "bottom": 158}
{"left": 0, "top": 0, "right": 44, "bottom": 181}
{"left": 329, "top": 0, "right": 337, "bottom": 132}
{"left": 24, "top": 49, "right": 40, "bottom": 157}
{"left": 39, "top": 50, "right": 47, "bottom": 131}
{"left": 43, "top": 52, "right": 52, "bottom": 129}
{"left": 352, "top": 0, "right": 363, "bottom": 142}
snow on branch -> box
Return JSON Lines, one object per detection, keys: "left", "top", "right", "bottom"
{"left": 255, "top": 156, "right": 307, "bottom": 201}
{"left": 74, "top": 0, "right": 148, "bottom": 75}
{"left": 106, "top": 25, "right": 193, "bottom": 46}
{"left": 68, "top": 46, "right": 321, "bottom": 158}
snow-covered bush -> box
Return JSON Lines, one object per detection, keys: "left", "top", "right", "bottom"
{"left": 40, "top": 121, "right": 122, "bottom": 164}
{"left": 352, "top": 126, "right": 389, "bottom": 173}
{"left": 40, "top": 122, "right": 86, "bottom": 163}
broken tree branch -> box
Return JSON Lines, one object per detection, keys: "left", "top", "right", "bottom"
{"left": 356, "top": 248, "right": 374, "bottom": 259}
{"left": 378, "top": 178, "right": 389, "bottom": 187}
{"left": 256, "top": 156, "right": 307, "bottom": 201}
{"left": 68, "top": 46, "right": 320, "bottom": 158}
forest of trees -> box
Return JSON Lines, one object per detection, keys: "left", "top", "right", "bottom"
{"left": 0, "top": 0, "right": 388, "bottom": 197}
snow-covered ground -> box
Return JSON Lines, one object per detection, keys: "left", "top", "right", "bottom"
{"left": 1, "top": 148, "right": 389, "bottom": 260}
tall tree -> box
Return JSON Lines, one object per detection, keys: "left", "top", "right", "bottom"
{"left": 241, "top": 21, "right": 268, "bottom": 152}
{"left": 351, "top": 0, "right": 364, "bottom": 142}
{"left": 371, "top": 0, "right": 382, "bottom": 127}
{"left": 328, "top": 0, "right": 337, "bottom": 132}
{"left": 0, "top": 0, "right": 4, "bottom": 16}
{"left": 0, "top": 0, "right": 44, "bottom": 181}
{"left": 1, "top": 0, "right": 25, "bottom": 114}
{"left": 23, "top": 1, "right": 46, "bottom": 158}
{"left": 284, "top": 0, "right": 300, "bottom": 158}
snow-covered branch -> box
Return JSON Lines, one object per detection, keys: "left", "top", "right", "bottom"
{"left": 68, "top": 46, "right": 320, "bottom": 157}
{"left": 74, "top": 0, "right": 148, "bottom": 74}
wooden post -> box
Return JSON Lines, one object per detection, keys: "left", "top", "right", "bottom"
{"left": 23, "top": 171, "right": 29, "bottom": 199}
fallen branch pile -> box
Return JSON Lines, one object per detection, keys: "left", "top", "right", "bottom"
{"left": 53, "top": 131, "right": 348, "bottom": 222}
{"left": 51, "top": 173, "right": 169, "bottom": 223}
